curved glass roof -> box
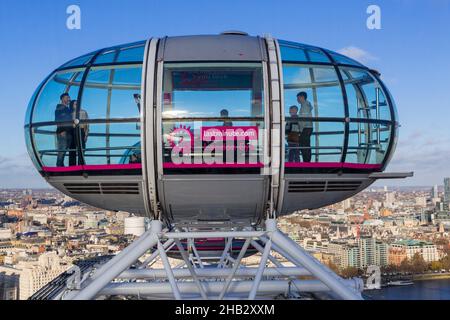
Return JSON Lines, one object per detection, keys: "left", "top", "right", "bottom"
{"left": 58, "top": 40, "right": 146, "bottom": 70}
{"left": 278, "top": 39, "right": 365, "bottom": 67}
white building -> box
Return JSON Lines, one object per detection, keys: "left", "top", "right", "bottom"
{"left": 390, "top": 240, "right": 439, "bottom": 263}
{"left": 385, "top": 192, "right": 396, "bottom": 208}
{"left": 124, "top": 217, "right": 146, "bottom": 237}
{"left": 18, "top": 252, "right": 70, "bottom": 300}
{"left": 415, "top": 197, "right": 427, "bottom": 207}
{"left": 0, "top": 228, "right": 12, "bottom": 240}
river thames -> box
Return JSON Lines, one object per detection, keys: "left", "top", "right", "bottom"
{"left": 363, "top": 279, "right": 450, "bottom": 300}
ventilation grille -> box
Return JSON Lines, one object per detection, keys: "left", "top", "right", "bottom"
{"left": 288, "top": 181, "right": 362, "bottom": 193}
{"left": 64, "top": 183, "right": 140, "bottom": 195}
{"left": 326, "top": 181, "right": 362, "bottom": 192}
{"left": 288, "top": 181, "right": 326, "bottom": 193}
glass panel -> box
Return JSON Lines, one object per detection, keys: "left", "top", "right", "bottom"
{"left": 340, "top": 68, "right": 391, "bottom": 120}
{"left": 117, "top": 44, "right": 145, "bottom": 63}
{"left": 82, "top": 122, "right": 141, "bottom": 166}
{"left": 59, "top": 53, "right": 95, "bottom": 69}
{"left": 279, "top": 40, "right": 330, "bottom": 63}
{"left": 32, "top": 69, "right": 84, "bottom": 123}
{"left": 162, "top": 63, "right": 265, "bottom": 169}
{"left": 94, "top": 49, "right": 118, "bottom": 65}
{"left": 347, "top": 122, "right": 391, "bottom": 164}
{"left": 25, "top": 81, "right": 44, "bottom": 126}
{"left": 326, "top": 50, "right": 364, "bottom": 67}
{"left": 24, "top": 128, "right": 41, "bottom": 170}
{"left": 285, "top": 121, "right": 344, "bottom": 164}
{"left": 32, "top": 124, "right": 78, "bottom": 167}
{"left": 81, "top": 65, "right": 142, "bottom": 120}
{"left": 283, "top": 64, "right": 345, "bottom": 118}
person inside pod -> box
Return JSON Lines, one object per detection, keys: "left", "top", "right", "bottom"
{"left": 285, "top": 105, "right": 301, "bottom": 162}
{"left": 54, "top": 93, "right": 73, "bottom": 167}
{"left": 69, "top": 100, "right": 89, "bottom": 164}
{"left": 297, "top": 91, "right": 313, "bottom": 163}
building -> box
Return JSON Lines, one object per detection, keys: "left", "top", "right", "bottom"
{"left": 0, "top": 228, "right": 12, "bottom": 240}
{"left": 444, "top": 178, "right": 450, "bottom": 205}
{"left": 385, "top": 192, "right": 396, "bottom": 208}
{"left": 124, "top": 217, "right": 146, "bottom": 237}
{"left": 328, "top": 238, "right": 389, "bottom": 269}
{"left": 2, "top": 252, "right": 71, "bottom": 300}
{"left": 0, "top": 269, "right": 20, "bottom": 300}
{"left": 415, "top": 197, "right": 427, "bottom": 208}
{"left": 357, "top": 237, "right": 376, "bottom": 268}
{"left": 390, "top": 240, "right": 439, "bottom": 263}
{"left": 341, "top": 199, "right": 351, "bottom": 210}
{"left": 341, "top": 245, "right": 359, "bottom": 269}
{"left": 431, "top": 185, "right": 439, "bottom": 199}
{"left": 389, "top": 246, "right": 407, "bottom": 266}
{"left": 375, "top": 241, "right": 389, "bottom": 266}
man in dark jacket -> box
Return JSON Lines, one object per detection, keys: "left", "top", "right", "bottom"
{"left": 285, "top": 105, "right": 301, "bottom": 162}
{"left": 55, "top": 93, "right": 73, "bottom": 167}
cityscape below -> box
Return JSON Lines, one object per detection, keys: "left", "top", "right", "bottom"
{"left": 1, "top": 177, "right": 450, "bottom": 300}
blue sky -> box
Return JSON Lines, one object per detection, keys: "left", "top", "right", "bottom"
{"left": 0, "top": 0, "right": 449, "bottom": 187}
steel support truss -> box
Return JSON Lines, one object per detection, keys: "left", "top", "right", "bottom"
{"left": 60, "top": 219, "right": 363, "bottom": 300}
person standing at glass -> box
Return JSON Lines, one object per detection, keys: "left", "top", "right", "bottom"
{"left": 68, "top": 100, "right": 89, "bottom": 165}
{"left": 220, "top": 109, "right": 233, "bottom": 126}
{"left": 297, "top": 92, "right": 313, "bottom": 162}
{"left": 285, "top": 105, "right": 301, "bottom": 162}
{"left": 70, "top": 100, "right": 89, "bottom": 150}
{"left": 55, "top": 93, "right": 73, "bottom": 167}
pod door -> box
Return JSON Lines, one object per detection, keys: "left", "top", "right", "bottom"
{"left": 156, "top": 62, "right": 269, "bottom": 225}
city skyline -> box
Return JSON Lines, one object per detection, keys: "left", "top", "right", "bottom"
{"left": 1, "top": 0, "right": 450, "bottom": 187}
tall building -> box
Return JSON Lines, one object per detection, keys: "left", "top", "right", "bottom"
{"left": 444, "top": 178, "right": 450, "bottom": 204}
{"left": 328, "top": 238, "right": 389, "bottom": 269}
{"left": 431, "top": 185, "right": 439, "bottom": 199}
{"left": 375, "top": 241, "right": 389, "bottom": 266}
{"left": 385, "top": 192, "right": 396, "bottom": 208}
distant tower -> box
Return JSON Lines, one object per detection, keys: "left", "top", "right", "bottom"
{"left": 439, "top": 223, "right": 445, "bottom": 233}
{"left": 444, "top": 178, "right": 450, "bottom": 204}
{"left": 432, "top": 185, "right": 439, "bottom": 199}
{"left": 385, "top": 192, "right": 395, "bottom": 208}
{"left": 336, "top": 226, "right": 341, "bottom": 239}
{"left": 384, "top": 186, "right": 388, "bottom": 192}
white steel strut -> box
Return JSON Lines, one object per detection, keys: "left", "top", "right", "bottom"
{"left": 60, "top": 219, "right": 363, "bottom": 300}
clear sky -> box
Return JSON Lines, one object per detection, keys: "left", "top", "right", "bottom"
{"left": 0, "top": 0, "right": 449, "bottom": 188}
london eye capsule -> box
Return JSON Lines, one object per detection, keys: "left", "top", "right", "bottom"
{"left": 24, "top": 33, "right": 404, "bottom": 227}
